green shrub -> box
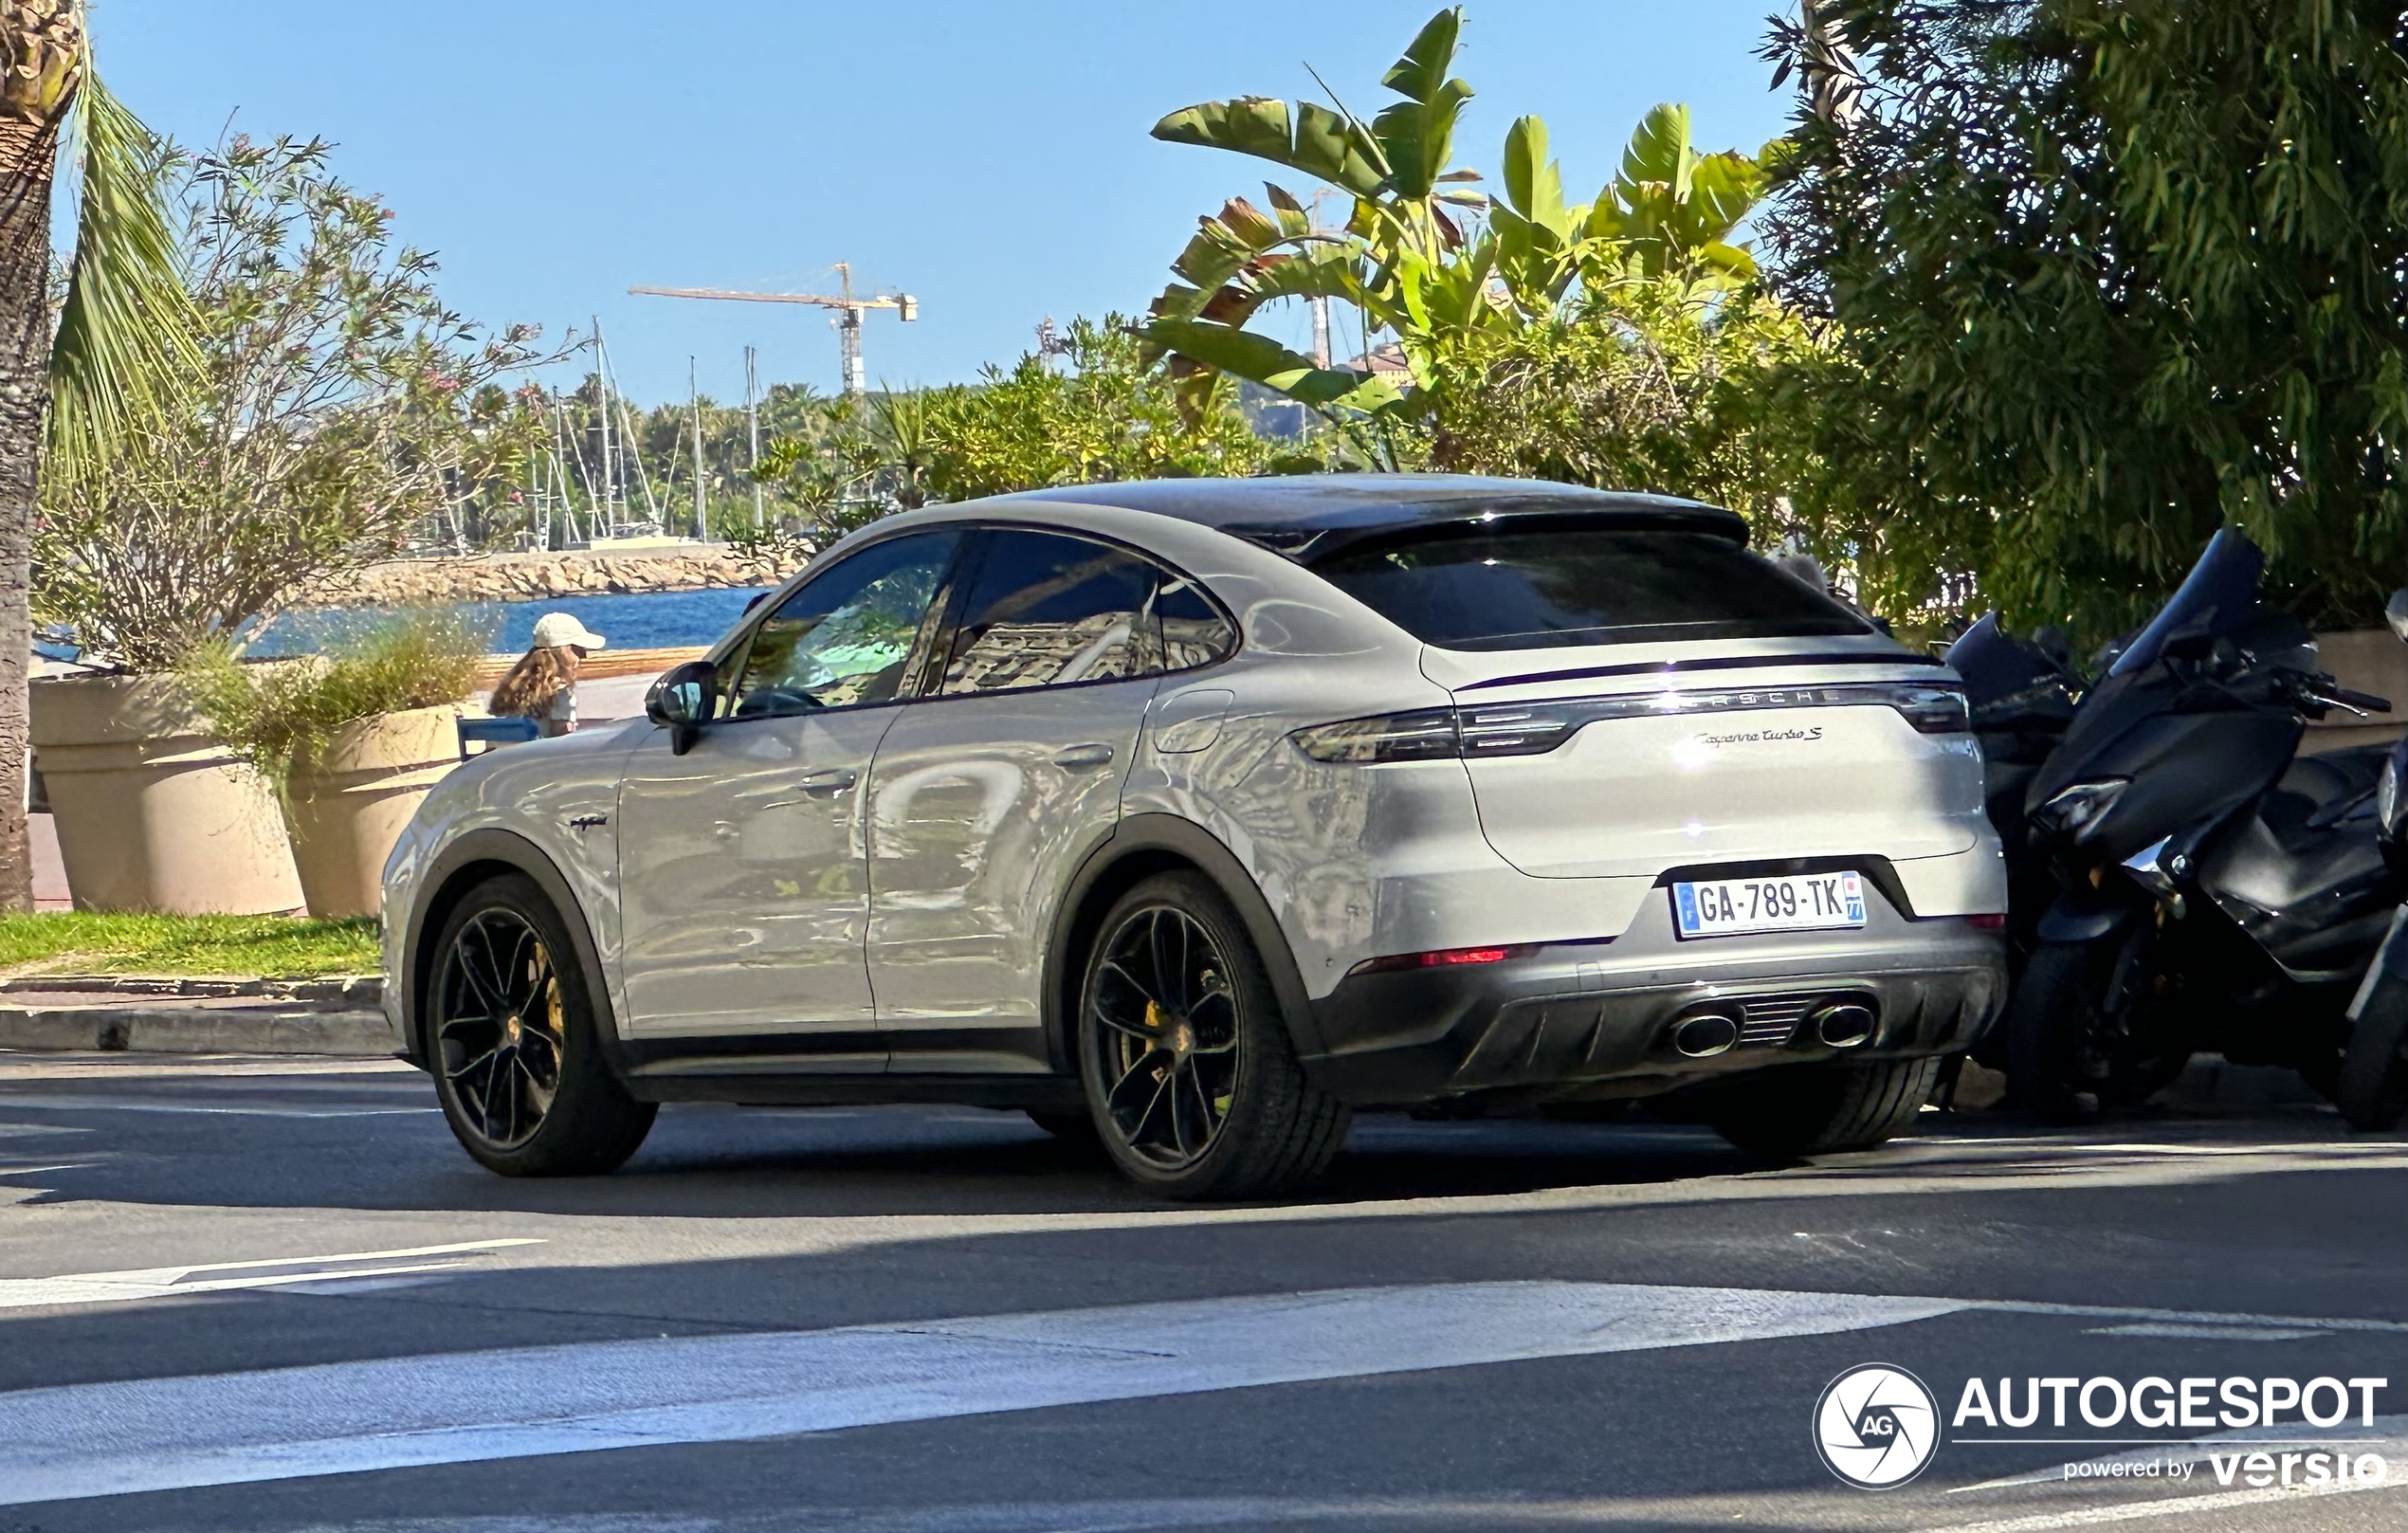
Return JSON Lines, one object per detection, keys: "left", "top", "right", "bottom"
{"left": 184, "top": 608, "right": 490, "bottom": 794}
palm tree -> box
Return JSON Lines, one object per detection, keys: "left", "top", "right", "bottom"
{"left": 0, "top": 1, "right": 193, "bottom": 909}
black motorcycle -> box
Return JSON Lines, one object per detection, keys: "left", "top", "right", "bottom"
{"left": 2336, "top": 592, "right": 2408, "bottom": 1131}
{"left": 1980, "top": 530, "right": 2398, "bottom": 1118}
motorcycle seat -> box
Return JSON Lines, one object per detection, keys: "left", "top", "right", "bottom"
{"left": 2268, "top": 747, "right": 2388, "bottom": 835}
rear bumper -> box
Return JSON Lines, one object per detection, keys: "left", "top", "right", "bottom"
{"left": 1300, "top": 885, "right": 2004, "bottom": 1106}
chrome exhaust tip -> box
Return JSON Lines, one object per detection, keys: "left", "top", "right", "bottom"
{"left": 1672, "top": 1013, "right": 1740, "bottom": 1058}
{"left": 1815, "top": 1002, "right": 1876, "bottom": 1049}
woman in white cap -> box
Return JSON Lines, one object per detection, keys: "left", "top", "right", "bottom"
{"left": 488, "top": 611, "right": 607, "bottom": 737}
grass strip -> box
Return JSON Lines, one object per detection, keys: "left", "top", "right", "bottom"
{"left": 0, "top": 913, "right": 378, "bottom": 978}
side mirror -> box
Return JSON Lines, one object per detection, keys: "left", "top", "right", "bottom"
{"left": 2387, "top": 590, "right": 2407, "bottom": 643}
{"left": 646, "top": 660, "right": 717, "bottom": 755}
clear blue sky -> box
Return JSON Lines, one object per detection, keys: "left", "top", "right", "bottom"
{"left": 100, "top": 1, "right": 1801, "bottom": 408}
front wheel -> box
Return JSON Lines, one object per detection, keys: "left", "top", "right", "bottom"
{"left": 426, "top": 874, "right": 656, "bottom": 1176}
{"left": 1078, "top": 871, "right": 1348, "bottom": 1200}
{"left": 1706, "top": 1056, "right": 1943, "bottom": 1159}
{"left": 2005, "top": 932, "right": 2191, "bottom": 1122}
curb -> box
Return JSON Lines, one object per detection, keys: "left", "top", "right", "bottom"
{"left": 0, "top": 975, "right": 382, "bottom": 1008}
{"left": 0, "top": 1006, "right": 396, "bottom": 1056}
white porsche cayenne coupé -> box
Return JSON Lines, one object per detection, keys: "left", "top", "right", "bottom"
{"left": 382, "top": 476, "right": 2007, "bottom": 1198}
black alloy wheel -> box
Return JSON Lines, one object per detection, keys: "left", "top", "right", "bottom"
{"left": 1077, "top": 871, "right": 1347, "bottom": 1200}
{"left": 426, "top": 874, "right": 656, "bottom": 1176}
{"left": 435, "top": 907, "right": 565, "bottom": 1150}
{"left": 1088, "top": 903, "right": 1242, "bottom": 1171}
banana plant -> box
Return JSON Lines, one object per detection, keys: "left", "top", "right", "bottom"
{"left": 1587, "top": 103, "right": 1782, "bottom": 283}
{"left": 1140, "top": 7, "right": 1784, "bottom": 441}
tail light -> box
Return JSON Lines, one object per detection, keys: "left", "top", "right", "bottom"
{"left": 1290, "top": 683, "right": 1972, "bottom": 763}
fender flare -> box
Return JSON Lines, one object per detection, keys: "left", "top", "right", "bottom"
{"left": 400, "top": 828, "right": 622, "bottom": 1075}
{"left": 1045, "top": 812, "right": 1321, "bottom": 1072}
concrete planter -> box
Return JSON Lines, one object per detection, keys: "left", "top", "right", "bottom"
{"left": 283, "top": 705, "right": 466, "bottom": 919}
{"left": 2305, "top": 630, "right": 2408, "bottom": 755}
{"left": 29, "top": 672, "right": 304, "bottom": 914}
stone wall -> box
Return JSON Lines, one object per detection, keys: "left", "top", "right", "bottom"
{"left": 295, "top": 546, "right": 809, "bottom": 608}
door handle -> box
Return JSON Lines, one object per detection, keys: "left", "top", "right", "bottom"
{"left": 1051, "top": 742, "right": 1115, "bottom": 770}
{"left": 798, "top": 767, "right": 859, "bottom": 795}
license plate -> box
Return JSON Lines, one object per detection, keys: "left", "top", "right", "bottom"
{"left": 1673, "top": 871, "right": 1866, "bottom": 939}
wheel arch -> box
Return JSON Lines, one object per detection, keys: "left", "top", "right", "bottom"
{"left": 1044, "top": 812, "right": 1323, "bottom": 1076}
{"left": 402, "top": 829, "right": 620, "bottom": 1073}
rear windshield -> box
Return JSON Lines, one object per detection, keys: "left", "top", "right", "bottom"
{"left": 1309, "top": 526, "right": 1869, "bottom": 650}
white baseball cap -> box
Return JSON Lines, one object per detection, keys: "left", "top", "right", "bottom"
{"left": 531, "top": 612, "right": 607, "bottom": 651}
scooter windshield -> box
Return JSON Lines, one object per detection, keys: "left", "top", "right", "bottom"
{"left": 2107, "top": 527, "right": 2265, "bottom": 679}
{"left": 1946, "top": 612, "right": 2058, "bottom": 706}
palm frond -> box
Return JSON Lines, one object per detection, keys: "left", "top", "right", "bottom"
{"left": 46, "top": 61, "right": 201, "bottom": 486}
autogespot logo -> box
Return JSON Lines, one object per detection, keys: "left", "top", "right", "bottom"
{"left": 1815, "top": 1364, "right": 1941, "bottom": 1488}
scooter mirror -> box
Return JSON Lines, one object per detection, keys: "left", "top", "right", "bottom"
{"left": 2386, "top": 589, "right": 2406, "bottom": 642}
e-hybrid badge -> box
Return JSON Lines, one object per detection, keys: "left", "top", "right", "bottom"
{"left": 1675, "top": 871, "right": 1867, "bottom": 939}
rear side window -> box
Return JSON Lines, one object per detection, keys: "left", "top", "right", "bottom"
{"left": 939, "top": 530, "right": 1161, "bottom": 696}
{"left": 1310, "top": 527, "right": 1867, "bottom": 650}
{"left": 1157, "top": 575, "right": 1237, "bottom": 671}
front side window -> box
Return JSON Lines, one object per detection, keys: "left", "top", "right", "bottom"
{"left": 1309, "top": 525, "right": 1868, "bottom": 651}
{"left": 728, "top": 530, "right": 961, "bottom": 718}
{"left": 938, "top": 530, "right": 1161, "bottom": 697}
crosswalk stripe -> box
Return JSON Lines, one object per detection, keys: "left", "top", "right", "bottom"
{"left": 0, "top": 1240, "right": 545, "bottom": 1312}
{"left": 0, "top": 1280, "right": 1965, "bottom": 1506}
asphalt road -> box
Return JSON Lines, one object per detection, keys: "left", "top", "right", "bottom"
{"left": 0, "top": 1050, "right": 2401, "bottom": 1532}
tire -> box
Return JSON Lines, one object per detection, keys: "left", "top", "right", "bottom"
{"left": 1076, "top": 870, "right": 1348, "bottom": 1200}
{"left": 2337, "top": 966, "right": 2408, "bottom": 1132}
{"left": 2005, "top": 934, "right": 2191, "bottom": 1122}
{"left": 1706, "top": 1055, "right": 1943, "bottom": 1159}
{"left": 424, "top": 873, "right": 656, "bottom": 1176}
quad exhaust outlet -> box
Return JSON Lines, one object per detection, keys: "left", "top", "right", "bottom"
{"left": 1672, "top": 1013, "right": 1740, "bottom": 1058}
{"left": 1814, "top": 1002, "right": 1876, "bottom": 1049}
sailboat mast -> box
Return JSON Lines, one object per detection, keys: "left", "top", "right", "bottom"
{"left": 745, "top": 344, "right": 762, "bottom": 528}
{"left": 690, "top": 356, "right": 707, "bottom": 543}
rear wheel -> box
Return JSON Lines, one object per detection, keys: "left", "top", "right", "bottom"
{"left": 1706, "top": 1055, "right": 1943, "bottom": 1159}
{"left": 2337, "top": 949, "right": 2408, "bottom": 1131}
{"left": 426, "top": 875, "right": 656, "bottom": 1176}
{"left": 1078, "top": 871, "right": 1347, "bottom": 1200}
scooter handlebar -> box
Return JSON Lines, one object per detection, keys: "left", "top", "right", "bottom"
{"left": 2313, "top": 683, "right": 2395, "bottom": 715}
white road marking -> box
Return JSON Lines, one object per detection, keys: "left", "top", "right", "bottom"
{"left": 1956, "top": 1416, "right": 2407, "bottom": 1490}
{"left": 0, "top": 1094, "right": 434, "bottom": 1119}
{"left": 2084, "top": 1323, "right": 2319, "bottom": 1341}
{"left": 0, "top": 1279, "right": 1965, "bottom": 1506}
{"left": 0, "top": 1239, "right": 545, "bottom": 1312}
{"left": 1967, "top": 1298, "right": 2405, "bottom": 1335}
{"left": 1936, "top": 1479, "right": 2402, "bottom": 1531}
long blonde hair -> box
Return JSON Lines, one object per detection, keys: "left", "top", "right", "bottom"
{"left": 488, "top": 644, "right": 582, "bottom": 719}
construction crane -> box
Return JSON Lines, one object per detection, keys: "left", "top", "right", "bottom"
{"left": 629, "top": 263, "right": 917, "bottom": 396}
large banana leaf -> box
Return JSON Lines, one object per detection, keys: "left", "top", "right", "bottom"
{"left": 1586, "top": 104, "right": 1776, "bottom": 280}
{"left": 1153, "top": 96, "right": 1386, "bottom": 198}
{"left": 1143, "top": 317, "right": 1399, "bottom": 411}
{"left": 1369, "top": 8, "right": 1472, "bottom": 199}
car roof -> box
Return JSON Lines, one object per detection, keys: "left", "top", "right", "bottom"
{"left": 986, "top": 474, "right": 1747, "bottom": 560}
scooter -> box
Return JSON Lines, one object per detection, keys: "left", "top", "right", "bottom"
{"left": 1946, "top": 615, "right": 2085, "bottom": 968}
{"left": 2336, "top": 592, "right": 2408, "bottom": 1131}
{"left": 1998, "top": 529, "right": 2399, "bottom": 1119}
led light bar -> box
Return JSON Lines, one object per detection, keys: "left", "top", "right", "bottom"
{"left": 1291, "top": 683, "right": 1971, "bottom": 763}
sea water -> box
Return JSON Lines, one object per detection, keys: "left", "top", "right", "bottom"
{"left": 250, "top": 585, "right": 779, "bottom": 657}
